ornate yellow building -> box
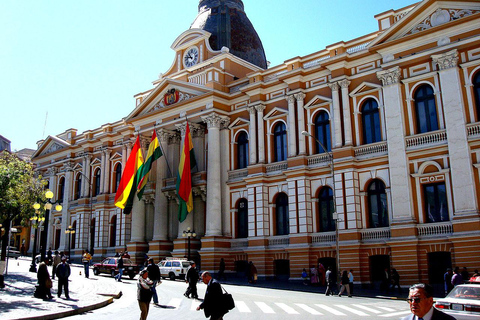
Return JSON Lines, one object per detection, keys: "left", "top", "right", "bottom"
{"left": 32, "top": 0, "right": 480, "bottom": 288}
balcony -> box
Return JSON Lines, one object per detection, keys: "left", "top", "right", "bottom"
{"left": 230, "top": 239, "right": 248, "bottom": 248}
{"left": 311, "top": 232, "right": 336, "bottom": 244}
{"left": 228, "top": 169, "right": 248, "bottom": 181}
{"left": 355, "top": 141, "right": 388, "bottom": 158}
{"left": 467, "top": 122, "right": 480, "bottom": 139}
{"left": 307, "top": 153, "right": 330, "bottom": 166}
{"left": 417, "top": 221, "right": 453, "bottom": 237}
{"left": 406, "top": 129, "right": 447, "bottom": 149}
{"left": 266, "top": 161, "right": 288, "bottom": 173}
{"left": 268, "top": 236, "right": 290, "bottom": 246}
{"left": 361, "top": 228, "right": 391, "bottom": 241}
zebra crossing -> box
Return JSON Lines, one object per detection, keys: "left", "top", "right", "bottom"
{"left": 163, "top": 298, "right": 411, "bottom": 317}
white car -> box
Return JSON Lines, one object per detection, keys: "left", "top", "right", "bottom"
{"left": 435, "top": 283, "right": 480, "bottom": 319}
{"left": 158, "top": 258, "right": 191, "bottom": 280}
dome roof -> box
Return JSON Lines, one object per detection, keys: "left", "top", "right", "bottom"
{"left": 191, "top": 0, "right": 267, "bottom": 69}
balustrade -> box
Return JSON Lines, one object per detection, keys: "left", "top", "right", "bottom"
{"left": 355, "top": 141, "right": 388, "bottom": 157}
{"left": 361, "top": 228, "right": 391, "bottom": 241}
{"left": 417, "top": 222, "right": 453, "bottom": 237}
{"left": 406, "top": 130, "right": 447, "bottom": 149}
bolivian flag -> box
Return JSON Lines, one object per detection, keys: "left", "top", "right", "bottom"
{"left": 114, "top": 136, "right": 144, "bottom": 214}
{"left": 176, "top": 122, "right": 197, "bottom": 222}
{"left": 137, "top": 130, "right": 163, "bottom": 200}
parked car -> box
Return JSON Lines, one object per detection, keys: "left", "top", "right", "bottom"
{"left": 158, "top": 258, "right": 191, "bottom": 280}
{"left": 435, "top": 283, "right": 480, "bottom": 319}
{"left": 6, "top": 247, "right": 21, "bottom": 259}
{"left": 92, "top": 257, "right": 141, "bottom": 279}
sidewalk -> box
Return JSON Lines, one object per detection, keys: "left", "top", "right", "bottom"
{"left": 0, "top": 257, "right": 122, "bottom": 320}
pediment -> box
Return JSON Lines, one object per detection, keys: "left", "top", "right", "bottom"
{"left": 350, "top": 82, "right": 383, "bottom": 97}
{"left": 110, "top": 152, "right": 122, "bottom": 161}
{"left": 264, "top": 107, "right": 288, "bottom": 120}
{"left": 370, "top": 0, "right": 480, "bottom": 47}
{"left": 171, "top": 29, "right": 212, "bottom": 51}
{"left": 304, "top": 95, "right": 332, "bottom": 109}
{"left": 228, "top": 117, "right": 249, "bottom": 129}
{"left": 33, "top": 135, "right": 70, "bottom": 158}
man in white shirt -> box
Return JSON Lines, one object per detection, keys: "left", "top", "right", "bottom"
{"left": 401, "top": 283, "right": 456, "bottom": 320}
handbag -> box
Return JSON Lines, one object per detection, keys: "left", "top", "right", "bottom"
{"left": 221, "top": 286, "right": 235, "bottom": 311}
{"left": 45, "top": 278, "right": 53, "bottom": 289}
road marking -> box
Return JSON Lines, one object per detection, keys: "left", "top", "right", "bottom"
{"left": 336, "top": 305, "right": 369, "bottom": 316}
{"left": 255, "top": 301, "right": 275, "bottom": 313}
{"left": 168, "top": 298, "right": 182, "bottom": 308}
{"left": 295, "top": 303, "right": 323, "bottom": 315}
{"left": 190, "top": 300, "right": 201, "bottom": 310}
{"left": 275, "top": 302, "right": 299, "bottom": 314}
{"left": 377, "top": 306, "right": 395, "bottom": 312}
{"left": 235, "top": 301, "right": 251, "bottom": 313}
{"left": 315, "top": 304, "right": 347, "bottom": 315}
{"left": 379, "top": 310, "right": 411, "bottom": 317}
{"left": 352, "top": 304, "right": 382, "bottom": 313}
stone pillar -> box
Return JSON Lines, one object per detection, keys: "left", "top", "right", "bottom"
{"left": 99, "top": 149, "right": 106, "bottom": 194}
{"left": 286, "top": 95, "right": 297, "bottom": 157}
{"left": 221, "top": 119, "right": 231, "bottom": 237}
{"left": 329, "top": 82, "right": 343, "bottom": 148}
{"left": 144, "top": 195, "right": 155, "bottom": 241}
{"left": 377, "top": 67, "right": 413, "bottom": 221}
{"left": 256, "top": 104, "right": 266, "bottom": 164}
{"left": 102, "top": 149, "right": 111, "bottom": 194}
{"left": 59, "top": 163, "right": 73, "bottom": 250}
{"left": 191, "top": 123, "right": 205, "bottom": 171}
{"left": 295, "top": 93, "right": 306, "bottom": 155}
{"left": 202, "top": 113, "right": 228, "bottom": 236}
{"left": 339, "top": 79, "right": 353, "bottom": 146}
{"left": 248, "top": 106, "right": 257, "bottom": 165}
{"left": 432, "top": 50, "right": 478, "bottom": 214}
{"left": 82, "top": 153, "right": 92, "bottom": 197}
{"left": 130, "top": 196, "right": 146, "bottom": 243}
{"left": 121, "top": 144, "right": 128, "bottom": 174}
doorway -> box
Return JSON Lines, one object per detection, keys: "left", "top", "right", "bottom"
{"left": 370, "top": 254, "right": 390, "bottom": 289}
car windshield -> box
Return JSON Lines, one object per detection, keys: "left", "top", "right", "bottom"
{"left": 447, "top": 286, "right": 480, "bottom": 300}
{"left": 182, "top": 262, "right": 191, "bottom": 268}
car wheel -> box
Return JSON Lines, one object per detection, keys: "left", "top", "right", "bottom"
{"left": 169, "top": 272, "right": 176, "bottom": 281}
{"left": 111, "top": 270, "right": 116, "bottom": 278}
{"left": 129, "top": 273, "right": 135, "bottom": 280}
{"left": 93, "top": 268, "right": 99, "bottom": 276}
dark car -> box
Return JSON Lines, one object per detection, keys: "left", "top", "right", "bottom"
{"left": 435, "top": 283, "right": 480, "bottom": 320}
{"left": 92, "top": 257, "right": 141, "bottom": 280}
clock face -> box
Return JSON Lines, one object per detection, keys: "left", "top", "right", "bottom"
{"left": 184, "top": 47, "right": 199, "bottom": 68}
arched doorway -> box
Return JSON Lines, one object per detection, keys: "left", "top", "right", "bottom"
{"left": 370, "top": 255, "right": 390, "bottom": 289}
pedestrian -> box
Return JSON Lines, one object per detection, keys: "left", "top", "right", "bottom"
{"left": 184, "top": 261, "right": 199, "bottom": 299}
{"left": 390, "top": 268, "right": 402, "bottom": 293}
{"left": 310, "top": 265, "right": 319, "bottom": 286}
{"left": 146, "top": 258, "right": 161, "bottom": 304}
{"left": 36, "top": 258, "right": 53, "bottom": 300}
{"left": 137, "top": 269, "right": 154, "bottom": 320}
{"left": 123, "top": 251, "right": 131, "bottom": 259}
{"left": 20, "top": 243, "right": 26, "bottom": 256}
{"left": 301, "top": 268, "right": 309, "bottom": 285}
{"left": 338, "top": 270, "right": 352, "bottom": 297}
{"left": 444, "top": 268, "right": 453, "bottom": 296}
{"left": 218, "top": 258, "right": 226, "bottom": 280}
{"left": 325, "top": 266, "right": 336, "bottom": 296}
{"left": 248, "top": 261, "right": 257, "bottom": 284}
{"left": 348, "top": 269, "right": 354, "bottom": 294}
{"left": 452, "top": 267, "right": 463, "bottom": 287}
{"left": 318, "top": 262, "right": 326, "bottom": 286}
{"left": 115, "top": 255, "right": 124, "bottom": 282}
{"left": 47, "top": 247, "right": 53, "bottom": 265}
{"left": 52, "top": 251, "right": 61, "bottom": 280}
{"left": 82, "top": 249, "right": 92, "bottom": 278}
{"left": 56, "top": 256, "right": 71, "bottom": 300}
{"left": 196, "top": 271, "right": 228, "bottom": 320}
{"left": 401, "top": 283, "right": 455, "bottom": 320}
{"left": 380, "top": 267, "right": 391, "bottom": 293}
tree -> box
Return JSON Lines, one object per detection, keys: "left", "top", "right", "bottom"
{"left": 0, "top": 151, "right": 46, "bottom": 287}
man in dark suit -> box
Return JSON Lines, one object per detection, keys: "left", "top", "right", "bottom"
{"left": 196, "top": 271, "right": 227, "bottom": 320}
{"left": 401, "top": 283, "right": 456, "bottom": 320}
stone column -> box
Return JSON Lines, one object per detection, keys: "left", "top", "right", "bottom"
{"left": 432, "top": 50, "right": 478, "bottom": 214}
{"left": 130, "top": 196, "right": 146, "bottom": 242}
{"left": 295, "top": 93, "right": 307, "bottom": 155}
{"left": 377, "top": 67, "right": 413, "bottom": 221}
{"left": 339, "top": 79, "right": 353, "bottom": 146}
{"left": 248, "top": 106, "right": 257, "bottom": 165}
{"left": 191, "top": 124, "right": 205, "bottom": 171}
{"left": 121, "top": 144, "right": 128, "bottom": 174}
{"left": 82, "top": 153, "right": 92, "bottom": 197}
{"left": 286, "top": 95, "right": 297, "bottom": 157}
{"left": 102, "top": 149, "right": 111, "bottom": 194}
{"left": 220, "top": 119, "right": 231, "bottom": 236}
{"left": 202, "top": 113, "right": 229, "bottom": 236}
{"left": 328, "top": 82, "right": 343, "bottom": 147}
{"left": 144, "top": 195, "right": 155, "bottom": 241}
{"left": 99, "top": 149, "right": 106, "bottom": 194}
{"left": 256, "top": 104, "right": 266, "bottom": 163}
{"left": 59, "top": 163, "right": 73, "bottom": 250}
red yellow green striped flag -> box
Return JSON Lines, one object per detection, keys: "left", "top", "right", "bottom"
{"left": 176, "top": 122, "right": 197, "bottom": 222}
{"left": 114, "top": 136, "right": 144, "bottom": 214}
{"left": 137, "top": 131, "right": 163, "bottom": 200}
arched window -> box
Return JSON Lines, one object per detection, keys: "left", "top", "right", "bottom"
{"left": 58, "top": 177, "right": 65, "bottom": 203}
{"left": 114, "top": 164, "right": 122, "bottom": 193}
{"left": 473, "top": 72, "right": 480, "bottom": 121}
{"left": 314, "top": 111, "right": 331, "bottom": 153}
{"left": 237, "top": 199, "right": 248, "bottom": 238}
{"left": 110, "top": 215, "right": 117, "bottom": 247}
{"left": 94, "top": 169, "right": 101, "bottom": 196}
{"left": 237, "top": 132, "right": 249, "bottom": 169}
{"left": 318, "top": 187, "right": 335, "bottom": 232}
{"left": 74, "top": 173, "right": 82, "bottom": 200}
{"left": 361, "top": 99, "right": 382, "bottom": 144}
{"left": 424, "top": 182, "right": 449, "bottom": 223}
{"left": 367, "top": 179, "right": 389, "bottom": 228}
{"left": 275, "top": 193, "right": 289, "bottom": 235}
{"left": 414, "top": 85, "right": 439, "bottom": 134}
{"left": 273, "top": 122, "right": 287, "bottom": 162}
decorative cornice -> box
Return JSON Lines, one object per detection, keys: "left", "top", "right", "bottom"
{"left": 432, "top": 49, "right": 459, "bottom": 71}
{"left": 406, "top": 8, "right": 480, "bottom": 35}
{"left": 377, "top": 67, "right": 402, "bottom": 86}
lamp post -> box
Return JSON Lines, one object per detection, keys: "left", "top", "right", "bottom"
{"left": 301, "top": 130, "right": 341, "bottom": 282}
{"left": 35, "top": 190, "right": 62, "bottom": 263}
{"left": 65, "top": 225, "right": 75, "bottom": 261}
{"left": 182, "top": 227, "right": 196, "bottom": 261}
{"left": 29, "top": 209, "right": 45, "bottom": 272}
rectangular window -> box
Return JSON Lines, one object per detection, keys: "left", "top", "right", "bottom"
{"left": 423, "top": 183, "right": 449, "bottom": 223}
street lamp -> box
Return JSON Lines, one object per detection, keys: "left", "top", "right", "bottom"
{"left": 182, "top": 227, "right": 196, "bottom": 261}
{"left": 29, "top": 209, "right": 45, "bottom": 272}
{"left": 34, "top": 190, "right": 62, "bottom": 263}
{"left": 65, "top": 225, "right": 75, "bottom": 260}
{"left": 301, "top": 130, "right": 341, "bottom": 282}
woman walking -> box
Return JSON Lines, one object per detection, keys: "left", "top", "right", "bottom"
{"left": 338, "top": 270, "right": 352, "bottom": 297}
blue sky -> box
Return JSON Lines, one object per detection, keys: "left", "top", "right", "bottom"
{"left": 1, "top": 0, "right": 417, "bottom": 151}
